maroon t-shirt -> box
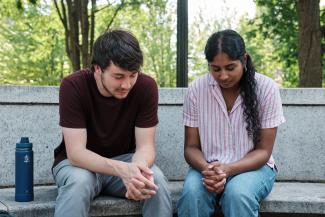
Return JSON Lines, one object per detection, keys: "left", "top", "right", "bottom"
{"left": 53, "top": 69, "right": 158, "bottom": 168}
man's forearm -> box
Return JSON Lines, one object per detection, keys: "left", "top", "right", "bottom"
{"left": 68, "top": 148, "right": 128, "bottom": 177}
{"left": 132, "top": 145, "right": 156, "bottom": 168}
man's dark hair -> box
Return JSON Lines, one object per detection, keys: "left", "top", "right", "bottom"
{"left": 205, "top": 29, "right": 261, "bottom": 145}
{"left": 91, "top": 29, "right": 143, "bottom": 72}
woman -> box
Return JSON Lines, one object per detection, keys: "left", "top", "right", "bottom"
{"left": 177, "top": 29, "right": 285, "bottom": 217}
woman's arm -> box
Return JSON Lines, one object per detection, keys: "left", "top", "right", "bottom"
{"left": 184, "top": 126, "right": 208, "bottom": 171}
{"left": 218, "top": 127, "right": 277, "bottom": 177}
{"left": 185, "top": 126, "right": 227, "bottom": 193}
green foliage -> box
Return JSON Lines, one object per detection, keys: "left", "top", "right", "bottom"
{"left": 188, "top": 4, "right": 238, "bottom": 83}
{"left": 248, "top": 0, "right": 300, "bottom": 87}
{"left": 0, "top": 0, "right": 176, "bottom": 87}
{"left": 15, "top": 0, "right": 38, "bottom": 10}
{"left": 0, "top": 1, "right": 70, "bottom": 85}
{"left": 251, "top": 0, "right": 325, "bottom": 87}
{"left": 1, "top": 1, "right": 323, "bottom": 87}
{"left": 96, "top": 0, "right": 176, "bottom": 87}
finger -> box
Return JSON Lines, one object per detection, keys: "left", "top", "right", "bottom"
{"left": 205, "top": 173, "right": 226, "bottom": 181}
{"left": 212, "top": 185, "right": 224, "bottom": 194}
{"left": 203, "top": 182, "right": 216, "bottom": 192}
{"left": 213, "top": 167, "right": 225, "bottom": 174}
{"left": 138, "top": 165, "right": 154, "bottom": 176}
{"left": 125, "top": 184, "right": 136, "bottom": 200}
{"left": 204, "top": 176, "right": 226, "bottom": 186}
{"left": 209, "top": 161, "right": 221, "bottom": 167}
{"left": 214, "top": 184, "right": 225, "bottom": 194}
{"left": 203, "top": 178, "right": 225, "bottom": 194}
{"left": 203, "top": 178, "right": 220, "bottom": 188}
{"left": 212, "top": 178, "right": 226, "bottom": 193}
{"left": 202, "top": 170, "right": 216, "bottom": 177}
{"left": 128, "top": 184, "right": 154, "bottom": 200}
{"left": 130, "top": 177, "right": 146, "bottom": 189}
{"left": 127, "top": 183, "right": 143, "bottom": 200}
{"left": 141, "top": 171, "right": 154, "bottom": 182}
{"left": 139, "top": 188, "right": 156, "bottom": 196}
{"left": 129, "top": 178, "right": 157, "bottom": 196}
{"left": 135, "top": 175, "right": 158, "bottom": 191}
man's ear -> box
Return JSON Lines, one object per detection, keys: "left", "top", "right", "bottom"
{"left": 93, "top": 65, "right": 102, "bottom": 75}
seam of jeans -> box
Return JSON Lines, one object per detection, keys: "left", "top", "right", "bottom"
{"left": 255, "top": 166, "right": 276, "bottom": 202}
{"left": 52, "top": 159, "right": 70, "bottom": 179}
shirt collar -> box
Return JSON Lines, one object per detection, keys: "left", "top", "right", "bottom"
{"left": 208, "top": 73, "right": 218, "bottom": 86}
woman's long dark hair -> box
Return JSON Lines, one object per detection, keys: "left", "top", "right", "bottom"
{"left": 204, "top": 29, "right": 261, "bottom": 145}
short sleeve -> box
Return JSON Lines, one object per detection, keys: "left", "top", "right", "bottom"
{"left": 183, "top": 85, "right": 198, "bottom": 127}
{"left": 59, "top": 78, "right": 86, "bottom": 128}
{"left": 259, "top": 83, "right": 285, "bottom": 128}
{"left": 135, "top": 78, "right": 158, "bottom": 128}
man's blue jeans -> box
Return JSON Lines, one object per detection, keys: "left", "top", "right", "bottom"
{"left": 177, "top": 165, "right": 276, "bottom": 217}
{"left": 52, "top": 153, "right": 173, "bottom": 217}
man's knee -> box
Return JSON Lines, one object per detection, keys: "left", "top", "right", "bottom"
{"left": 69, "top": 168, "right": 96, "bottom": 184}
{"left": 151, "top": 165, "right": 168, "bottom": 186}
{"left": 150, "top": 165, "right": 171, "bottom": 201}
{"left": 58, "top": 166, "right": 97, "bottom": 197}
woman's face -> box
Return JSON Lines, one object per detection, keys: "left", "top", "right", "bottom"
{"left": 209, "top": 52, "right": 245, "bottom": 90}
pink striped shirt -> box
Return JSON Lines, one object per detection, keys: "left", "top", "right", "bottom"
{"left": 183, "top": 72, "right": 285, "bottom": 168}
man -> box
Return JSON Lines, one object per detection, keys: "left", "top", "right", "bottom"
{"left": 52, "top": 29, "right": 172, "bottom": 217}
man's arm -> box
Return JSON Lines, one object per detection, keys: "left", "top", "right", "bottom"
{"left": 132, "top": 126, "right": 156, "bottom": 167}
{"left": 63, "top": 127, "right": 157, "bottom": 197}
{"left": 125, "top": 126, "right": 159, "bottom": 200}
{"left": 63, "top": 127, "right": 126, "bottom": 176}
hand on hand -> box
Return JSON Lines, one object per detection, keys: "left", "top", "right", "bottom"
{"left": 202, "top": 161, "right": 228, "bottom": 193}
{"left": 121, "top": 162, "right": 158, "bottom": 201}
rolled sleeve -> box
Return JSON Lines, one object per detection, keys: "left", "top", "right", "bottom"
{"left": 183, "top": 85, "right": 198, "bottom": 127}
{"left": 260, "top": 84, "right": 285, "bottom": 129}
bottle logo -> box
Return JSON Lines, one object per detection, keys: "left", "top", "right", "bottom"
{"left": 24, "top": 155, "right": 30, "bottom": 163}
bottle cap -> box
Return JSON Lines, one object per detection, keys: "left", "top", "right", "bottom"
{"left": 16, "top": 137, "right": 32, "bottom": 148}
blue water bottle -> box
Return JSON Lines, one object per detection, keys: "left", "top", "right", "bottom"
{"left": 15, "top": 137, "right": 34, "bottom": 202}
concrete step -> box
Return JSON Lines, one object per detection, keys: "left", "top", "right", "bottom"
{"left": 0, "top": 182, "right": 324, "bottom": 217}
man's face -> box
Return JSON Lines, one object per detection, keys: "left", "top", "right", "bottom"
{"left": 95, "top": 62, "right": 138, "bottom": 99}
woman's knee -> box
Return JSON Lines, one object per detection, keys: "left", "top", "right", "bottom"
{"left": 222, "top": 166, "right": 275, "bottom": 208}
{"left": 181, "top": 168, "right": 212, "bottom": 199}
{"left": 221, "top": 177, "right": 259, "bottom": 211}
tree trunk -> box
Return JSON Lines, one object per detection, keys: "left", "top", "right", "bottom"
{"left": 89, "top": 0, "right": 96, "bottom": 64}
{"left": 80, "top": 0, "right": 89, "bottom": 69}
{"left": 298, "top": 0, "right": 322, "bottom": 87}
{"left": 54, "top": 0, "right": 89, "bottom": 72}
{"left": 54, "top": 0, "right": 137, "bottom": 73}
{"left": 67, "top": 0, "right": 81, "bottom": 71}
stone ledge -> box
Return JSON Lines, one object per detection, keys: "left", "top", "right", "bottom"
{"left": 0, "top": 182, "right": 324, "bottom": 217}
{"left": 0, "top": 182, "right": 182, "bottom": 217}
{"left": 261, "top": 182, "right": 325, "bottom": 214}
{"left": 1, "top": 85, "right": 325, "bottom": 105}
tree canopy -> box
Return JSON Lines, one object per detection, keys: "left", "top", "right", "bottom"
{"left": 0, "top": 0, "right": 324, "bottom": 87}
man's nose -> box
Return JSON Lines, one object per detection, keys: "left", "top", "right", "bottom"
{"left": 121, "top": 78, "right": 131, "bottom": 89}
